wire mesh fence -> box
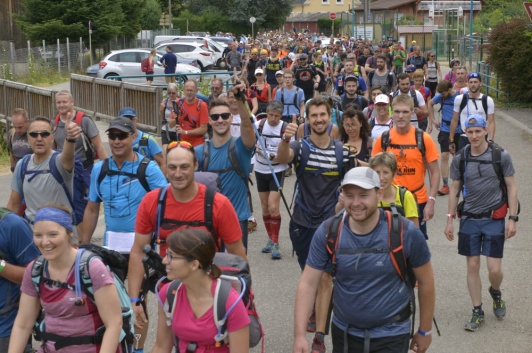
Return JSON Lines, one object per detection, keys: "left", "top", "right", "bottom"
{"left": 0, "top": 39, "right": 90, "bottom": 80}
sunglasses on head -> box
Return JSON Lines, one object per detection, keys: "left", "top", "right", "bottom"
{"left": 107, "top": 131, "right": 130, "bottom": 141}
{"left": 167, "top": 140, "right": 195, "bottom": 153}
{"left": 29, "top": 131, "right": 52, "bottom": 138}
{"left": 468, "top": 72, "right": 480, "bottom": 79}
{"left": 210, "top": 113, "right": 231, "bottom": 121}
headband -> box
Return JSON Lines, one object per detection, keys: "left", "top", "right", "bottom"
{"left": 34, "top": 207, "right": 73, "bottom": 232}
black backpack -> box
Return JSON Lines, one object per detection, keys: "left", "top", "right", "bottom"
{"left": 458, "top": 93, "right": 489, "bottom": 117}
{"left": 97, "top": 156, "right": 151, "bottom": 194}
{"left": 381, "top": 128, "right": 425, "bottom": 158}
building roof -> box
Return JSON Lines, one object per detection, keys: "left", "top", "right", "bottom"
{"left": 286, "top": 12, "right": 333, "bottom": 23}
{"left": 368, "top": 0, "right": 419, "bottom": 11}
{"left": 397, "top": 25, "right": 439, "bottom": 34}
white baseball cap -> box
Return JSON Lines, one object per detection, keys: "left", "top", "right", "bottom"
{"left": 255, "top": 68, "right": 264, "bottom": 75}
{"left": 374, "top": 94, "right": 390, "bottom": 105}
{"left": 340, "top": 167, "right": 381, "bottom": 190}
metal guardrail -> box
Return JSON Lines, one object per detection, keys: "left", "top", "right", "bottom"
{"left": 477, "top": 61, "right": 508, "bottom": 100}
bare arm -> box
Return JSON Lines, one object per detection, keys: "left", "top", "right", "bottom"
{"left": 128, "top": 232, "right": 153, "bottom": 329}
{"left": 236, "top": 95, "right": 256, "bottom": 149}
{"left": 229, "top": 326, "right": 250, "bottom": 353}
{"left": 80, "top": 201, "right": 100, "bottom": 244}
{"left": 504, "top": 175, "right": 518, "bottom": 239}
{"left": 276, "top": 123, "right": 297, "bottom": 164}
{"left": 448, "top": 111, "right": 460, "bottom": 155}
{"left": 250, "top": 97, "right": 258, "bottom": 116}
{"left": 94, "top": 284, "right": 124, "bottom": 353}
{"left": 8, "top": 293, "right": 41, "bottom": 353}
{"left": 91, "top": 135, "right": 108, "bottom": 160}
{"left": 409, "top": 261, "right": 435, "bottom": 352}
{"left": 225, "top": 239, "right": 248, "bottom": 262}
{"left": 423, "top": 160, "right": 440, "bottom": 222}
{"left": 153, "top": 153, "right": 167, "bottom": 176}
{"left": 292, "top": 266, "right": 323, "bottom": 353}
{"left": 0, "top": 260, "right": 31, "bottom": 284}
{"left": 487, "top": 113, "right": 495, "bottom": 141}
{"left": 60, "top": 120, "right": 78, "bottom": 173}
{"left": 444, "top": 179, "right": 462, "bottom": 241}
{"left": 6, "top": 190, "right": 22, "bottom": 214}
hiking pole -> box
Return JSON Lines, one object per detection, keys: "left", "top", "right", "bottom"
{"left": 235, "top": 84, "right": 293, "bottom": 220}
{"left": 433, "top": 316, "right": 441, "bottom": 336}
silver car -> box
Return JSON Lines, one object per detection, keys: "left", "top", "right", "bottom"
{"left": 97, "top": 49, "right": 201, "bottom": 85}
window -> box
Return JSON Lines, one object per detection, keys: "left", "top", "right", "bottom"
{"left": 118, "top": 52, "right": 137, "bottom": 63}
{"left": 336, "top": 0, "right": 343, "bottom": 4}
{"left": 322, "top": 0, "right": 329, "bottom": 4}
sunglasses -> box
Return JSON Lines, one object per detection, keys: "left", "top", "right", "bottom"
{"left": 167, "top": 140, "right": 195, "bottom": 153}
{"left": 209, "top": 113, "right": 231, "bottom": 121}
{"left": 168, "top": 91, "right": 177, "bottom": 94}
{"left": 468, "top": 73, "right": 480, "bottom": 79}
{"left": 28, "top": 131, "right": 52, "bottom": 138}
{"left": 107, "top": 132, "right": 130, "bottom": 141}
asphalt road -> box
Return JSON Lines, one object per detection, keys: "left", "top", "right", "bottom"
{"left": 2, "top": 71, "right": 532, "bottom": 352}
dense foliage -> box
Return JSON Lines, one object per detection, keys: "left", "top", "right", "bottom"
{"left": 487, "top": 18, "right": 532, "bottom": 102}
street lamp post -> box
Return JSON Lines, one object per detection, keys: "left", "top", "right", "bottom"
{"left": 469, "top": 0, "right": 473, "bottom": 70}
{"left": 250, "top": 17, "right": 256, "bottom": 40}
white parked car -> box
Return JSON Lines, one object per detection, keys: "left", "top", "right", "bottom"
{"left": 97, "top": 49, "right": 201, "bottom": 85}
{"left": 155, "top": 39, "right": 222, "bottom": 70}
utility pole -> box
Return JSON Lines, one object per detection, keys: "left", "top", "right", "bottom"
{"left": 168, "top": 0, "right": 172, "bottom": 30}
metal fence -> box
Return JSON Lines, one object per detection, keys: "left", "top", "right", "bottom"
{"left": 0, "top": 39, "right": 89, "bottom": 80}
{"left": 457, "top": 35, "right": 489, "bottom": 73}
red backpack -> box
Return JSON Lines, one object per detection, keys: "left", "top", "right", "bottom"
{"left": 54, "top": 111, "right": 98, "bottom": 160}
{"left": 141, "top": 57, "right": 150, "bottom": 73}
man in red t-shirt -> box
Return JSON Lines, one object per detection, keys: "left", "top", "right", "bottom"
{"left": 169, "top": 80, "right": 209, "bottom": 146}
{"left": 128, "top": 144, "right": 247, "bottom": 329}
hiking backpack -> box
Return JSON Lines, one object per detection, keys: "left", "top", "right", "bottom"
{"left": 325, "top": 208, "right": 416, "bottom": 336}
{"left": 381, "top": 128, "right": 426, "bottom": 158}
{"left": 201, "top": 137, "right": 253, "bottom": 213}
{"left": 31, "top": 245, "right": 135, "bottom": 351}
{"left": 152, "top": 185, "right": 222, "bottom": 251}
{"left": 97, "top": 156, "right": 151, "bottom": 194}
{"left": 392, "top": 89, "right": 419, "bottom": 108}
{"left": 369, "top": 70, "right": 395, "bottom": 92}
{"left": 161, "top": 252, "right": 264, "bottom": 351}
{"left": 457, "top": 142, "right": 520, "bottom": 218}
{"left": 53, "top": 111, "right": 97, "bottom": 164}
{"left": 458, "top": 93, "right": 489, "bottom": 117}
{"left": 377, "top": 185, "right": 412, "bottom": 217}
{"left": 141, "top": 57, "right": 150, "bottom": 72}
{"left": 280, "top": 87, "right": 301, "bottom": 115}
{"left": 19, "top": 151, "right": 88, "bottom": 225}
{"left": 340, "top": 93, "right": 367, "bottom": 111}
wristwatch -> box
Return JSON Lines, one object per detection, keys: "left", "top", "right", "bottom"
{"left": 66, "top": 138, "right": 77, "bottom": 143}
{"left": 508, "top": 215, "right": 519, "bottom": 222}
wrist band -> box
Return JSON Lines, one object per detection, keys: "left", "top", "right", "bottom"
{"left": 0, "top": 260, "right": 6, "bottom": 273}
{"left": 417, "top": 328, "right": 432, "bottom": 336}
{"left": 446, "top": 213, "right": 455, "bottom": 219}
{"left": 428, "top": 196, "right": 436, "bottom": 202}
{"left": 130, "top": 297, "right": 140, "bottom": 303}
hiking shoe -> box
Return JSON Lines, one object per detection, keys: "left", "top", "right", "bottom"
{"left": 285, "top": 167, "right": 292, "bottom": 177}
{"left": 307, "top": 309, "right": 316, "bottom": 333}
{"left": 271, "top": 243, "right": 282, "bottom": 259}
{"left": 492, "top": 297, "right": 506, "bottom": 319}
{"left": 248, "top": 219, "right": 258, "bottom": 233}
{"left": 464, "top": 310, "right": 485, "bottom": 332}
{"left": 262, "top": 239, "right": 273, "bottom": 253}
{"left": 311, "top": 335, "right": 326, "bottom": 353}
{"left": 438, "top": 184, "right": 450, "bottom": 195}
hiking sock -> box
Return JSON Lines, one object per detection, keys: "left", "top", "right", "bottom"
{"left": 315, "top": 332, "right": 325, "bottom": 342}
{"left": 262, "top": 215, "right": 272, "bottom": 238}
{"left": 270, "top": 215, "right": 281, "bottom": 244}
{"left": 473, "top": 305, "right": 483, "bottom": 314}
{"left": 443, "top": 177, "right": 448, "bottom": 186}
{"left": 248, "top": 215, "right": 256, "bottom": 222}
{"left": 489, "top": 286, "right": 502, "bottom": 299}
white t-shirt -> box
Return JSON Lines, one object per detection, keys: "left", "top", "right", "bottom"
{"left": 371, "top": 118, "right": 393, "bottom": 140}
{"left": 453, "top": 93, "right": 495, "bottom": 136}
{"left": 254, "top": 120, "right": 288, "bottom": 174}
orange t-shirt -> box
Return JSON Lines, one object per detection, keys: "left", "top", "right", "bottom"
{"left": 372, "top": 127, "right": 439, "bottom": 203}
{"left": 170, "top": 98, "right": 209, "bottom": 146}
{"left": 135, "top": 183, "right": 242, "bottom": 254}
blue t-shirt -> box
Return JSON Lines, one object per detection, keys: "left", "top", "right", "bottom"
{"left": 432, "top": 91, "right": 461, "bottom": 133}
{"left": 195, "top": 138, "right": 254, "bottom": 221}
{"left": 160, "top": 52, "right": 177, "bottom": 74}
{"left": 89, "top": 153, "right": 168, "bottom": 235}
{"left": 0, "top": 213, "right": 40, "bottom": 337}
{"left": 274, "top": 86, "right": 306, "bottom": 117}
{"left": 307, "top": 209, "right": 431, "bottom": 338}
{"left": 133, "top": 131, "right": 163, "bottom": 161}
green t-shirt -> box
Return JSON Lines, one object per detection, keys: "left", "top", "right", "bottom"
{"left": 392, "top": 50, "right": 406, "bottom": 68}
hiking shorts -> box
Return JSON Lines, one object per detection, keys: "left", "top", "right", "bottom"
{"left": 438, "top": 131, "right": 461, "bottom": 153}
{"left": 458, "top": 218, "right": 505, "bottom": 258}
{"left": 161, "top": 130, "right": 177, "bottom": 145}
{"left": 289, "top": 221, "right": 318, "bottom": 271}
{"left": 146, "top": 72, "right": 154, "bottom": 82}
{"left": 331, "top": 323, "right": 410, "bottom": 353}
{"left": 255, "top": 170, "right": 285, "bottom": 192}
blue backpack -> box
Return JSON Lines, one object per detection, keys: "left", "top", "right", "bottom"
{"left": 19, "top": 151, "right": 88, "bottom": 225}
{"left": 31, "top": 245, "right": 135, "bottom": 351}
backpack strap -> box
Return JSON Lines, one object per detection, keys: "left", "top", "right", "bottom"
{"left": 164, "top": 280, "right": 183, "bottom": 327}
{"left": 48, "top": 151, "right": 76, "bottom": 214}
{"left": 258, "top": 119, "right": 266, "bottom": 135}
{"left": 415, "top": 128, "right": 426, "bottom": 158}
{"left": 97, "top": 157, "right": 151, "bottom": 194}
{"left": 203, "top": 187, "right": 218, "bottom": 249}
{"left": 458, "top": 93, "right": 469, "bottom": 116}
{"left": 213, "top": 278, "right": 232, "bottom": 344}
{"left": 409, "top": 89, "right": 419, "bottom": 107}
{"left": 325, "top": 211, "right": 346, "bottom": 279}
{"left": 381, "top": 130, "right": 391, "bottom": 151}
{"left": 154, "top": 186, "right": 169, "bottom": 246}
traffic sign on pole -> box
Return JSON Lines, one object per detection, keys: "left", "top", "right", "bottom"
{"left": 524, "top": 2, "right": 532, "bottom": 21}
{"left": 329, "top": 12, "right": 337, "bottom": 20}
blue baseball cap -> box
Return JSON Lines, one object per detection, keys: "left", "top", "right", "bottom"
{"left": 118, "top": 107, "right": 137, "bottom": 117}
{"left": 465, "top": 114, "right": 487, "bottom": 129}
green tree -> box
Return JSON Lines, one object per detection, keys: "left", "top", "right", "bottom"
{"left": 140, "top": 0, "right": 163, "bottom": 30}
{"left": 16, "top": 0, "right": 124, "bottom": 46}
{"left": 473, "top": 0, "right": 526, "bottom": 33}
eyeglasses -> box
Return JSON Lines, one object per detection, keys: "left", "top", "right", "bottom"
{"left": 209, "top": 112, "right": 231, "bottom": 121}
{"left": 28, "top": 131, "right": 52, "bottom": 138}
{"left": 166, "top": 251, "right": 186, "bottom": 262}
{"left": 168, "top": 91, "right": 177, "bottom": 95}
{"left": 167, "top": 140, "right": 194, "bottom": 153}
{"left": 343, "top": 123, "right": 360, "bottom": 130}
{"left": 107, "top": 132, "right": 130, "bottom": 141}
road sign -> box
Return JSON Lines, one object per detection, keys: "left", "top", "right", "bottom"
{"left": 329, "top": 13, "right": 337, "bottom": 20}
{"left": 524, "top": 2, "right": 532, "bottom": 21}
